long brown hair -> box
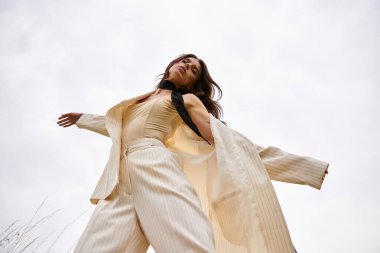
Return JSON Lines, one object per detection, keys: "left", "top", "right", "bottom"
{"left": 155, "top": 54, "right": 224, "bottom": 120}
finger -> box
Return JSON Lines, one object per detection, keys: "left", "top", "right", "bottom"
{"left": 57, "top": 119, "right": 71, "bottom": 124}
{"left": 58, "top": 120, "right": 73, "bottom": 126}
{"left": 58, "top": 116, "right": 70, "bottom": 120}
{"left": 63, "top": 122, "right": 75, "bottom": 127}
{"left": 57, "top": 118, "right": 68, "bottom": 123}
{"left": 61, "top": 122, "right": 73, "bottom": 127}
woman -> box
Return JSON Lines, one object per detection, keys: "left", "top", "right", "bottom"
{"left": 57, "top": 54, "right": 329, "bottom": 253}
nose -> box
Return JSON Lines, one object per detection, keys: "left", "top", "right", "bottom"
{"left": 185, "top": 62, "right": 190, "bottom": 69}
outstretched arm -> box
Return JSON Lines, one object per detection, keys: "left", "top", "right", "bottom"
{"left": 257, "top": 145, "right": 329, "bottom": 190}
{"left": 57, "top": 113, "right": 109, "bottom": 137}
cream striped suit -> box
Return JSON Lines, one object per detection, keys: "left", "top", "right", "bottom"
{"left": 74, "top": 90, "right": 329, "bottom": 253}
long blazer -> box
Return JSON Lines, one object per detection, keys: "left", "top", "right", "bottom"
{"left": 76, "top": 90, "right": 329, "bottom": 253}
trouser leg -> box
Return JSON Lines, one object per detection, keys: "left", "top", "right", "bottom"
{"left": 73, "top": 185, "right": 149, "bottom": 253}
{"left": 127, "top": 147, "right": 216, "bottom": 253}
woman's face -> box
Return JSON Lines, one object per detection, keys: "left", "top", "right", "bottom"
{"left": 166, "top": 57, "right": 202, "bottom": 89}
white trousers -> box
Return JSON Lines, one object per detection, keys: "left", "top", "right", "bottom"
{"left": 74, "top": 137, "right": 216, "bottom": 253}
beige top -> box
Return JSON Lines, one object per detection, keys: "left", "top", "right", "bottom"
{"left": 122, "top": 97, "right": 183, "bottom": 144}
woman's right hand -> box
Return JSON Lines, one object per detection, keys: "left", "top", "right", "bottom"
{"left": 57, "top": 113, "right": 83, "bottom": 128}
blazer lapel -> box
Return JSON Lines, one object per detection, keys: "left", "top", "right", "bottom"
{"left": 105, "top": 90, "right": 155, "bottom": 142}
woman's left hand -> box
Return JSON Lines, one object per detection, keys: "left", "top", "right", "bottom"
{"left": 57, "top": 112, "right": 83, "bottom": 128}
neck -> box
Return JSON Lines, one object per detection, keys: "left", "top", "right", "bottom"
{"left": 154, "top": 88, "right": 172, "bottom": 96}
{"left": 159, "top": 79, "right": 190, "bottom": 94}
{"left": 161, "top": 79, "right": 178, "bottom": 89}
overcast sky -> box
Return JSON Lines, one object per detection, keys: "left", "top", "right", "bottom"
{"left": 1, "top": 0, "right": 379, "bottom": 252}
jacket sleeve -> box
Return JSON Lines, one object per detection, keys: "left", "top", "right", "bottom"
{"left": 75, "top": 113, "right": 109, "bottom": 137}
{"left": 256, "top": 145, "right": 329, "bottom": 190}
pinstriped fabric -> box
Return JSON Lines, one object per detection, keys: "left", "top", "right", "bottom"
{"left": 75, "top": 90, "right": 329, "bottom": 253}
{"left": 73, "top": 184, "right": 149, "bottom": 253}
{"left": 257, "top": 145, "right": 328, "bottom": 189}
{"left": 166, "top": 118, "right": 328, "bottom": 253}
{"left": 127, "top": 138, "right": 215, "bottom": 253}
{"left": 236, "top": 134, "right": 294, "bottom": 253}
{"left": 74, "top": 137, "right": 216, "bottom": 253}
{"left": 90, "top": 91, "right": 157, "bottom": 204}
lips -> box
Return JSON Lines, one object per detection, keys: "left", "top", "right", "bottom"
{"left": 177, "top": 66, "right": 186, "bottom": 75}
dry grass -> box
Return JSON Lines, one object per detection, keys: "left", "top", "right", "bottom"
{"left": 0, "top": 198, "right": 87, "bottom": 253}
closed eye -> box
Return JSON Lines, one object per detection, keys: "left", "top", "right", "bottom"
{"left": 182, "top": 58, "right": 199, "bottom": 76}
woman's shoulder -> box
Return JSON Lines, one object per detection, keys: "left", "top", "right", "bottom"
{"left": 182, "top": 93, "right": 203, "bottom": 108}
